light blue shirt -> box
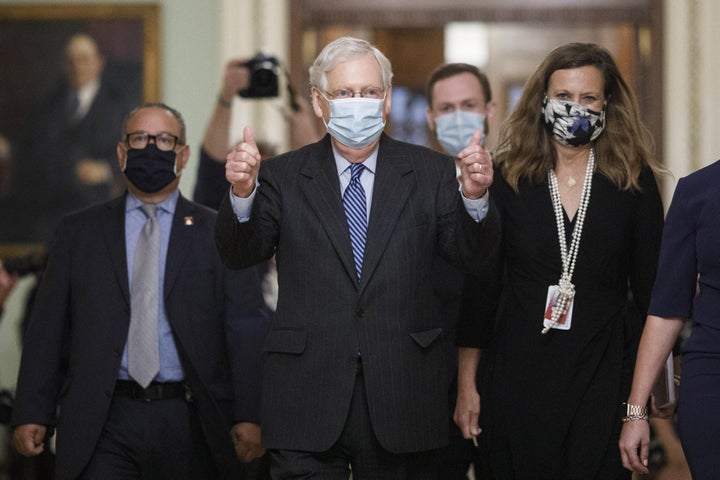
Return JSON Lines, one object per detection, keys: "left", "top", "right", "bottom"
{"left": 118, "top": 190, "right": 184, "bottom": 383}
{"left": 229, "top": 145, "right": 489, "bottom": 222}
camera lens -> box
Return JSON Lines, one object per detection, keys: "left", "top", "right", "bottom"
{"left": 237, "top": 53, "right": 279, "bottom": 98}
{"left": 253, "top": 69, "right": 275, "bottom": 87}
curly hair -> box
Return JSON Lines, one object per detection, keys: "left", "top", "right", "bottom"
{"left": 495, "top": 42, "right": 664, "bottom": 192}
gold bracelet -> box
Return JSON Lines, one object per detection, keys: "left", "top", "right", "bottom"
{"left": 217, "top": 95, "right": 232, "bottom": 108}
{"left": 625, "top": 403, "right": 648, "bottom": 417}
{"left": 622, "top": 414, "right": 649, "bottom": 422}
{"left": 622, "top": 402, "right": 649, "bottom": 422}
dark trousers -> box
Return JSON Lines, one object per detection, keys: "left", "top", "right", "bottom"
{"left": 77, "top": 395, "right": 216, "bottom": 480}
{"left": 269, "top": 373, "right": 440, "bottom": 479}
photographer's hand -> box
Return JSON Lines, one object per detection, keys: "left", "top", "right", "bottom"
{"left": 279, "top": 93, "right": 323, "bottom": 150}
{"left": 220, "top": 58, "right": 251, "bottom": 105}
{"left": 13, "top": 423, "right": 47, "bottom": 456}
{"left": 226, "top": 126, "right": 261, "bottom": 198}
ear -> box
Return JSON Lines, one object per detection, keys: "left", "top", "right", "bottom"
{"left": 486, "top": 100, "right": 498, "bottom": 121}
{"left": 116, "top": 141, "right": 127, "bottom": 171}
{"left": 311, "top": 87, "right": 326, "bottom": 120}
{"left": 382, "top": 86, "right": 392, "bottom": 117}
{"left": 174, "top": 144, "right": 191, "bottom": 174}
{"left": 426, "top": 108, "right": 436, "bottom": 133}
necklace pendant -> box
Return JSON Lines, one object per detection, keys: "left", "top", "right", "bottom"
{"left": 567, "top": 176, "right": 576, "bottom": 187}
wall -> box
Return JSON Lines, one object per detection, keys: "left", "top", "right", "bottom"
{"left": 663, "top": 0, "right": 720, "bottom": 201}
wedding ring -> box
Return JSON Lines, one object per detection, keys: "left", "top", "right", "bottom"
{"left": 479, "top": 164, "right": 484, "bottom": 172}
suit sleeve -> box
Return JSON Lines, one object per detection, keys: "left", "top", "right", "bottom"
{"left": 224, "top": 264, "right": 270, "bottom": 423}
{"left": 10, "top": 222, "right": 72, "bottom": 427}
{"left": 215, "top": 163, "right": 279, "bottom": 270}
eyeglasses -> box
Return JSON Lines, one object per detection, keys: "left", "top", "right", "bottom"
{"left": 323, "top": 86, "right": 385, "bottom": 100}
{"left": 125, "top": 132, "right": 179, "bottom": 151}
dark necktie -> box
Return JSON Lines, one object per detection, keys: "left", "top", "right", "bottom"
{"left": 66, "top": 92, "right": 80, "bottom": 123}
{"left": 128, "top": 204, "right": 160, "bottom": 387}
{"left": 343, "top": 163, "right": 367, "bottom": 279}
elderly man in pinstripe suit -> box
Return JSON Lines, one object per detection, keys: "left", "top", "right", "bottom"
{"left": 216, "top": 36, "right": 500, "bottom": 479}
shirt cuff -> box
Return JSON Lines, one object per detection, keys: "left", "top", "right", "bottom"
{"left": 229, "top": 186, "right": 256, "bottom": 222}
{"left": 461, "top": 188, "right": 489, "bottom": 222}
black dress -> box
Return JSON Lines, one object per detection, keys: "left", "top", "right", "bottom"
{"left": 479, "top": 165, "right": 664, "bottom": 480}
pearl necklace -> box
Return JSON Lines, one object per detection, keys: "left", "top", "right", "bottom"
{"left": 542, "top": 148, "right": 595, "bottom": 334}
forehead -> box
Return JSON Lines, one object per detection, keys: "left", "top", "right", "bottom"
{"left": 126, "top": 107, "right": 180, "bottom": 134}
{"left": 432, "top": 72, "right": 486, "bottom": 105}
{"left": 547, "top": 65, "right": 604, "bottom": 92}
{"left": 326, "top": 54, "right": 382, "bottom": 88}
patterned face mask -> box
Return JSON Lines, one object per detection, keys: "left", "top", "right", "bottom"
{"left": 542, "top": 96, "right": 605, "bottom": 147}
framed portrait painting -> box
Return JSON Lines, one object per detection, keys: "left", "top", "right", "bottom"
{"left": 0, "top": 4, "right": 159, "bottom": 261}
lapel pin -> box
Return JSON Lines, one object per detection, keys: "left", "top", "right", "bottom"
{"left": 184, "top": 216, "right": 194, "bottom": 226}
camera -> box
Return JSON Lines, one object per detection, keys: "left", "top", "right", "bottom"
{"left": 238, "top": 52, "right": 280, "bottom": 98}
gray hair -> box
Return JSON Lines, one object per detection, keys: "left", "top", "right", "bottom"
{"left": 309, "top": 36, "right": 393, "bottom": 92}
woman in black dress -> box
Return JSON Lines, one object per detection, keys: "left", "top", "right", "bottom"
{"left": 454, "top": 43, "right": 666, "bottom": 479}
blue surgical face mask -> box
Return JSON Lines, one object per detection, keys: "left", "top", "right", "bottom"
{"left": 434, "top": 110, "right": 486, "bottom": 157}
{"left": 542, "top": 96, "right": 605, "bottom": 147}
{"left": 324, "top": 97, "right": 386, "bottom": 149}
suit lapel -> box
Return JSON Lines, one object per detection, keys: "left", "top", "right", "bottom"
{"left": 360, "top": 139, "right": 413, "bottom": 292}
{"left": 102, "top": 196, "right": 131, "bottom": 304}
{"left": 299, "top": 140, "right": 360, "bottom": 284}
{"left": 299, "top": 136, "right": 414, "bottom": 290}
{"left": 164, "top": 195, "right": 196, "bottom": 298}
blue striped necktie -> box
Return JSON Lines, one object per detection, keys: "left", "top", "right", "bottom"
{"left": 343, "top": 163, "right": 367, "bottom": 279}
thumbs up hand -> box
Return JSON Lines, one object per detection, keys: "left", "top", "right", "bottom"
{"left": 226, "top": 126, "right": 262, "bottom": 198}
{"left": 458, "top": 129, "right": 493, "bottom": 199}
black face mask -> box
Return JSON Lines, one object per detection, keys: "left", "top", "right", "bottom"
{"left": 123, "top": 144, "right": 178, "bottom": 193}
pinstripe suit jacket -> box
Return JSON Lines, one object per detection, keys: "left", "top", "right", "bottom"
{"left": 215, "top": 134, "right": 500, "bottom": 454}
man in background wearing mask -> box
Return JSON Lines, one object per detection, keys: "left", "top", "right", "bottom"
{"left": 215, "top": 37, "right": 501, "bottom": 477}
{"left": 424, "top": 63, "right": 497, "bottom": 479}
{"left": 11, "top": 103, "right": 267, "bottom": 479}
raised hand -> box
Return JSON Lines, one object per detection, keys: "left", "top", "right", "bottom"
{"left": 225, "top": 126, "right": 262, "bottom": 198}
{"left": 458, "top": 129, "right": 493, "bottom": 200}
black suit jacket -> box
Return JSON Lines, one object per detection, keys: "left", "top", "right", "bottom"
{"left": 215, "top": 134, "right": 500, "bottom": 454}
{"left": 11, "top": 193, "right": 268, "bottom": 480}
{"left": 15, "top": 80, "right": 132, "bottom": 243}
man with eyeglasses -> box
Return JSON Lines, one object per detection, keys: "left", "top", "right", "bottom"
{"left": 215, "top": 36, "right": 501, "bottom": 478}
{"left": 12, "top": 103, "right": 268, "bottom": 479}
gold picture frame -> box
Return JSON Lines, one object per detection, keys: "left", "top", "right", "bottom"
{"left": 0, "top": 4, "right": 159, "bottom": 101}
